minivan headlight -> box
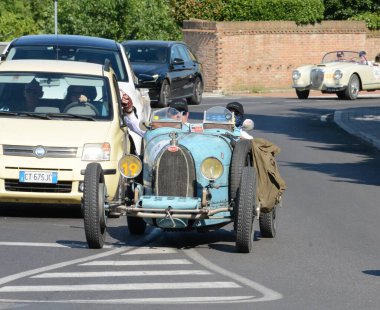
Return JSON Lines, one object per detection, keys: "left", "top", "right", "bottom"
{"left": 201, "top": 157, "right": 223, "bottom": 180}
{"left": 82, "top": 143, "right": 110, "bottom": 161}
{"left": 118, "top": 155, "right": 142, "bottom": 178}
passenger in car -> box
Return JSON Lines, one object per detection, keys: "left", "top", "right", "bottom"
{"left": 169, "top": 98, "right": 189, "bottom": 126}
{"left": 226, "top": 101, "right": 253, "bottom": 139}
{"left": 23, "top": 79, "right": 44, "bottom": 111}
{"left": 358, "top": 51, "right": 368, "bottom": 65}
{"left": 121, "top": 89, "right": 146, "bottom": 138}
{"left": 65, "top": 85, "right": 88, "bottom": 104}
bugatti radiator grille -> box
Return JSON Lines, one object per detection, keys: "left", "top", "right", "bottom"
{"left": 155, "top": 147, "right": 196, "bottom": 197}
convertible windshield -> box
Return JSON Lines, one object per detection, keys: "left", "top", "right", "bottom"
{"left": 322, "top": 51, "right": 360, "bottom": 64}
{"left": 0, "top": 72, "right": 112, "bottom": 120}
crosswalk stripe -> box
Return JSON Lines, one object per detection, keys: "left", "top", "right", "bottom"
{"left": 32, "top": 270, "right": 212, "bottom": 278}
{"left": 80, "top": 259, "right": 191, "bottom": 266}
{"left": 121, "top": 247, "right": 178, "bottom": 255}
{"left": 0, "top": 282, "right": 240, "bottom": 292}
{"left": 0, "top": 296, "right": 256, "bottom": 304}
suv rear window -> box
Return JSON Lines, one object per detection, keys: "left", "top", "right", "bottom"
{"left": 7, "top": 46, "right": 127, "bottom": 82}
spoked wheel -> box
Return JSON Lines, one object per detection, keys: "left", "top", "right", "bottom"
{"left": 235, "top": 166, "right": 257, "bottom": 253}
{"left": 83, "top": 162, "right": 107, "bottom": 249}
{"left": 158, "top": 79, "right": 170, "bottom": 107}
{"left": 344, "top": 74, "right": 360, "bottom": 100}
{"left": 127, "top": 216, "right": 146, "bottom": 235}
{"left": 259, "top": 207, "right": 277, "bottom": 238}
{"left": 295, "top": 89, "right": 310, "bottom": 99}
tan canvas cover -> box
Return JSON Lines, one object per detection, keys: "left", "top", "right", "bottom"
{"left": 251, "top": 138, "right": 286, "bottom": 213}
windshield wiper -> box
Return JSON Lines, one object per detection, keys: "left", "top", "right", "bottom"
{"left": 47, "top": 113, "right": 96, "bottom": 121}
{"left": 0, "top": 111, "right": 52, "bottom": 119}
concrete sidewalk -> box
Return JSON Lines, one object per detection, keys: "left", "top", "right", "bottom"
{"left": 334, "top": 107, "right": 380, "bottom": 151}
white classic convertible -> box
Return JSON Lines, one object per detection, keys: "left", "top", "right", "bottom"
{"left": 292, "top": 51, "right": 380, "bottom": 100}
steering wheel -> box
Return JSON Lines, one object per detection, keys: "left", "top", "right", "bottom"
{"left": 63, "top": 101, "right": 99, "bottom": 115}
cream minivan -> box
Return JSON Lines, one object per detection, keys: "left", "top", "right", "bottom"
{"left": 0, "top": 59, "right": 129, "bottom": 208}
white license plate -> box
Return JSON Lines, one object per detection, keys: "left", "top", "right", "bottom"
{"left": 19, "top": 171, "right": 58, "bottom": 184}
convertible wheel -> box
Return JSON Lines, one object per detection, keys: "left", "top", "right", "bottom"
{"left": 230, "top": 139, "right": 253, "bottom": 205}
{"left": 295, "top": 89, "right": 310, "bottom": 99}
{"left": 83, "top": 162, "right": 107, "bottom": 249}
{"left": 336, "top": 90, "right": 346, "bottom": 100}
{"left": 235, "top": 167, "right": 257, "bottom": 253}
{"left": 344, "top": 74, "right": 360, "bottom": 100}
{"left": 187, "top": 77, "right": 203, "bottom": 105}
{"left": 259, "top": 207, "right": 277, "bottom": 238}
{"left": 158, "top": 79, "right": 170, "bottom": 107}
{"left": 127, "top": 216, "right": 146, "bottom": 235}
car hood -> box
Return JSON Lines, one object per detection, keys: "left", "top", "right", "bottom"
{"left": 309, "top": 62, "right": 360, "bottom": 70}
{"left": 0, "top": 118, "right": 113, "bottom": 147}
{"left": 131, "top": 63, "right": 168, "bottom": 76}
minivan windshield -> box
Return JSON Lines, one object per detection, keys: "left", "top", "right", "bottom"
{"left": 0, "top": 72, "right": 112, "bottom": 120}
{"left": 6, "top": 46, "right": 126, "bottom": 82}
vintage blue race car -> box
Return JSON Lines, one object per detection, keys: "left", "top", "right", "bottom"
{"left": 82, "top": 106, "right": 278, "bottom": 253}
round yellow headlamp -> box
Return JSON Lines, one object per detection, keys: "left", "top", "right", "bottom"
{"left": 200, "top": 157, "right": 223, "bottom": 180}
{"left": 118, "top": 155, "right": 142, "bottom": 179}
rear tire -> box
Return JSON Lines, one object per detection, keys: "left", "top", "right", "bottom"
{"left": 296, "top": 89, "right": 310, "bottom": 99}
{"left": 187, "top": 77, "right": 203, "bottom": 105}
{"left": 235, "top": 167, "right": 257, "bottom": 253}
{"left": 127, "top": 216, "right": 146, "bottom": 235}
{"left": 158, "top": 80, "right": 170, "bottom": 107}
{"left": 83, "top": 163, "right": 107, "bottom": 249}
{"left": 259, "top": 207, "right": 277, "bottom": 238}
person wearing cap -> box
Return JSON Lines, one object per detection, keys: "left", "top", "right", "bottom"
{"left": 226, "top": 101, "right": 253, "bottom": 139}
{"left": 169, "top": 98, "right": 190, "bottom": 126}
{"left": 358, "top": 51, "right": 368, "bottom": 65}
{"left": 23, "top": 79, "right": 44, "bottom": 111}
{"left": 336, "top": 51, "right": 345, "bottom": 61}
{"left": 121, "top": 89, "right": 146, "bottom": 138}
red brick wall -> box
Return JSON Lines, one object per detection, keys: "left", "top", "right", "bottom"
{"left": 183, "top": 20, "right": 380, "bottom": 93}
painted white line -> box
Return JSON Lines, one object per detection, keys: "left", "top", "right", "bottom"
{"left": 0, "top": 282, "right": 240, "bottom": 292}
{"left": 0, "top": 296, "right": 256, "bottom": 304}
{"left": 0, "top": 241, "right": 124, "bottom": 249}
{"left": 0, "top": 229, "right": 162, "bottom": 286}
{"left": 184, "top": 248, "right": 283, "bottom": 302}
{"left": 80, "top": 259, "right": 191, "bottom": 266}
{"left": 121, "top": 247, "right": 178, "bottom": 255}
{"left": 32, "top": 270, "right": 212, "bottom": 278}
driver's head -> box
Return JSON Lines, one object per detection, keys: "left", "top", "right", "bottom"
{"left": 226, "top": 101, "right": 244, "bottom": 127}
{"left": 169, "top": 99, "right": 189, "bottom": 123}
{"left": 337, "top": 51, "right": 344, "bottom": 59}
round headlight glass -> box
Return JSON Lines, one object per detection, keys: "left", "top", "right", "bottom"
{"left": 118, "top": 155, "right": 142, "bottom": 178}
{"left": 333, "top": 70, "right": 343, "bottom": 80}
{"left": 200, "top": 157, "right": 223, "bottom": 180}
{"left": 292, "top": 70, "right": 301, "bottom": 80}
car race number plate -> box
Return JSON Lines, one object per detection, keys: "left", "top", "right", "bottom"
{"left": 19, "top": 171, "right": 58, "bottom": 184}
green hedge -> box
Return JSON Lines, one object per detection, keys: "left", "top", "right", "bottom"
{"left": 171, "top": 0, "right": 325, "bottom": 25}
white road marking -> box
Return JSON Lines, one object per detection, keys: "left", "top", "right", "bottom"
{"left": 80, "top": 259, "right": 191, "bottom": 266}
{"left": 121, "top": 247, "right": 178, "bottom": 255}
{"left": 0, "top": 241, "right": 123, "bottom": 249}
{"left": 0, "top": 229, "right": 162, "bottom": 286}
{"left": 0, "top": 296, "right": 256, "bottom": 304}
{"left": 32, "top": 270, "right": 212, "bottom": 278}
{"left": 184, "top": 248, "right": 283, "bottom": 302}
{"left": 0, "top": 282, "right": 240, "bottom": 292}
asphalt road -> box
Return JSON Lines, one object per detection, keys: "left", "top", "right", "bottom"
{"left": 0, "top": 93, "right": 379, "bottom": 310}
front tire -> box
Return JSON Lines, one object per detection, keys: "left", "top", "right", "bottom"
{"left": 235, "top": 167, "right": 257, "bottom": 253}
{"left": 158, "top": 79, "right": 170, "bottom": 107}
{"left": 83, "top": 163, "right": 107, "bottom": 249}
{"left": 344, "top": 74, "right": 360, "bottom": 100}
{"left": 296, "top": 89, "right": 310, "bottom": 99}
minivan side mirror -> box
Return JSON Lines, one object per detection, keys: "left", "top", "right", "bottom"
{"left": 0, "top": 54, "right": 6, "bottom": 61}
